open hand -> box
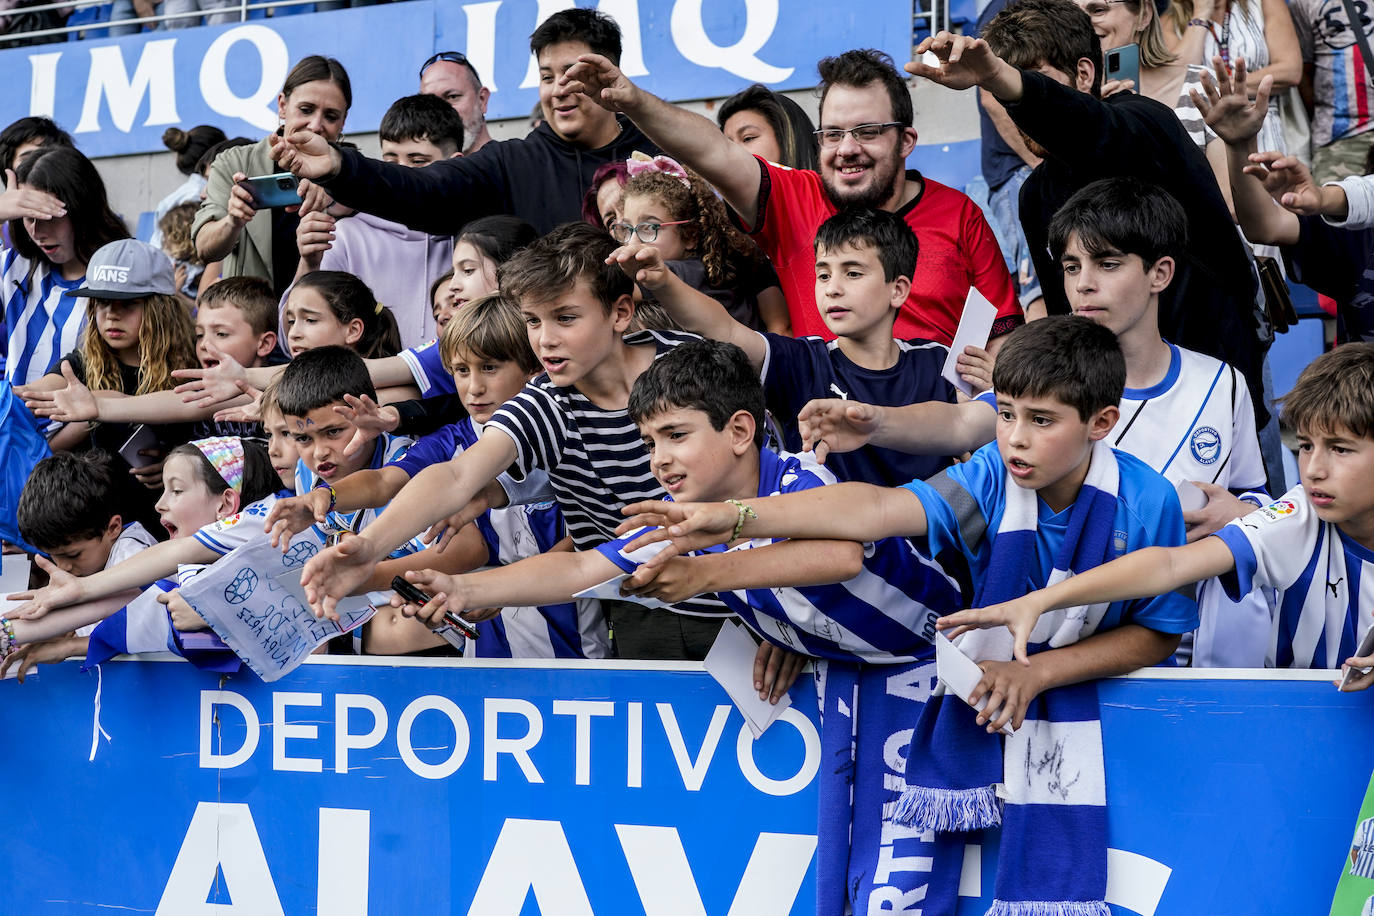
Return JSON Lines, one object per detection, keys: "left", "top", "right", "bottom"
{"left": 560, "top": 53, "right": 642, "bottom": 113}
{"left": 335, "top": 394, "right": 399, "bottom": 458}
{"left": 212, "top": 379, "right": 263, "bottom": 424}
{"left": 937, "top": 594, "right": 1048, "bottom": 664}
{"left": 1242, "top": 151, "right": 1323, "bottom": 214}
{"left": 6, "top": 555, "right": 84, "bottom": 620}
{"left": 797, "top": 399, "right": 883, "bottom": 463}
{"left": 615, "top": 501, "right": 738, "bottom": 556}
{"left": 1194, "top": 56, "right": 1272, "bottom": 146}
{"left": 172, "top": 342, "right": 248, "bottom": 407}
{"left": 0, "top": 168, "right": 65, "bottom": 221}
{"left": 300, "top": 534, "right": 382, "bottom": 620}
{"left": 906, "top": 32, "right": 1006, "bottom": 92}
{"left": 266, "top": 489, "right": 333, "bottom": 548}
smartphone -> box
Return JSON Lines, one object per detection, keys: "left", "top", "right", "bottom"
{"left": 1339, "top": 626, "right": 1374, "bottom": 690}
{"left": 118, "top": 424, "right": 160, "bottom": 469}
{"left": 236, "top": 172, "right": 302, "bottom": 209}
{"left": 390, "top": 575, "right": 479, "bottom": 640}
{"left": 1104, "top": 43, "right": 1140, "bottom": 92}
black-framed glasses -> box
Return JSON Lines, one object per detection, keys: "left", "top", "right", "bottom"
{"left": 610, "top": 220, "right": 691, "bottom": 244}
{"left": 419, "top": 51, "right": 482, "bottom": 85}
{"left": 813, "top": 122, "right": 903, "bottom": 147}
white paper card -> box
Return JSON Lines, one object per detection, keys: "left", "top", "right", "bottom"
{"left": 1, "top": 554, "right": 32, "bottom": 616}
{"left": 1174, "top": 480, "right": 1207, "bottom": 512}
{"left": 935, "top": 632, "right": 1015, "bottom": 736}
{"left": 179, "top": 534, "right": 374, "bottom": 681}
{"left": 941, "top": 287, "right": 998, "bottom": 397}
{"left": 572, "top": 533, "right": 675, "bottom": 609}
{"left": 703, "top": 620, "right": 791, "bottom": 738}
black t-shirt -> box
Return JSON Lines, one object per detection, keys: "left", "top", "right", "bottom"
{"left": 270, "top": 207, "right": 301, "bottom": 298}
{"left": 1284, "top": 215, "right": 1374, "bottom": 342}
{"left": 972, "top": 0, "right": 1027, "bottom": 191}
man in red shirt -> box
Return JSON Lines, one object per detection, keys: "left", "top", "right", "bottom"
{"left": 562, "top": 48, "right": 1021, "bottom": 347}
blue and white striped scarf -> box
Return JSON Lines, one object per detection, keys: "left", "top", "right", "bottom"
{"left": 896, "top": 440, "right": 1119, "bottom": 916}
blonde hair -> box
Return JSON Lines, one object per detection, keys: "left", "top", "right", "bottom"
{"left": 1124, "top": 0, "right": 1177, "bottom": 69}
{"left": 438, "top": 292, "right": 541, "bottom": 375}
{"left": 81, "top": 294, "right": 197, "bottom": 395}
{"left": 1163, "top": 0, "right": 1249, "bottom": 43}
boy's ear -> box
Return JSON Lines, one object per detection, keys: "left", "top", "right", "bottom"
{"left": 1147, "top": 256, "right": 1175, "bottom": 293}
{"left": 343, "top": 317, "right": 365, "bottom": 347}
{"left": 1076, "top": 57, "right": 1097, "bottom": 94}
{"left": 101, "top": 515, "right": 123, "bottom": 542}
{"left": 610, "top": 293, "right": 635, "bottom": 333}
{"left": 255, "top": 331, "right": 278, "bottom": 361}
{"left": 728, "top": 409, "right": 757, "bottom": 455}
{"left": 216, "top": 488, "right": 242, "bottom": 521}
{"left": 1087, "top": 404, "right": 1120, "bottom": 441}
{"left": 889, "top": 274, "right": 912, "bottom": 311}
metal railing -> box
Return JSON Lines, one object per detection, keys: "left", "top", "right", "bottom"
{"left": 2, "top": 0, "right": 323, "bottom": 43}
{"left": 911, "top": 0, "right": 952, "bottom": 47}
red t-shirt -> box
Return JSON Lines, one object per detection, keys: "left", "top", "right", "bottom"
{"left": 746, "top": 158, "right": 1022, "bottom": 343}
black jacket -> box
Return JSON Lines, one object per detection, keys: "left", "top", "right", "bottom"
{"left": 322, "top": 116, "right": 659, "bottom": 236}
{"left": 1009, "top": 71, "right": 1270, "bottom": 425}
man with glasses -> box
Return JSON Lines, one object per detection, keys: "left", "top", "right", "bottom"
{"left": 270, "top": 9, "right": 658, "bottom": 236}
{"left": 419, "top": 52, "right": 492, "bottom": 154}
{"left": 561, "top": 48, "right": 1022, "bottom": 347}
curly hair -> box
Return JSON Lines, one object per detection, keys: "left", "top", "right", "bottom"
{"left": 81, "top": 293, "right": 197, "bottom": 396}
{"left": 621, "top": 166, "right": 766, "bottom": 289}
{"left": 158, "top": 201, "right": 200, "bottom": 264}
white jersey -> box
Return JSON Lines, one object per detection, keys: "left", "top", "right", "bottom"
{"left": 1353, "top": 817, "right": 1374, "bottom": 880}
{"left": 1114, "top": 344, "right": 1271, "bottom": 667}
{"left": 76, "top": 522, "right": 160, "bottom": 638}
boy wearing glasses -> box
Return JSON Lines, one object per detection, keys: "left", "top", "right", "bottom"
{"left": 561, "top": 47, "right": 1023, "bottom": 347}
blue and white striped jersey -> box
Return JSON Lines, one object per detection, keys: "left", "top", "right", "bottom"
{"left": 2, "top": 247, "right": 85, "bottom": 385}
{"left": 296, "top": 433, "right": 427, "bottom": 557}
{"left": 598, "top": 450, "right": 964, "bottom": 663}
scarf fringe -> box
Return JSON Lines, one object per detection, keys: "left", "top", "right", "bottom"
{"left": 890, "top": 784, "right": 1002, "bottom": 831}
{"left": 986, "top": 900, "right": 1111, "bottom": 916}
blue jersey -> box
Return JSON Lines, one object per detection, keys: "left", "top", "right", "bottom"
{"left": 1215, "top": 486, "right": 1374, "bottom": 668}
{"left": 760, "top": 333, "right": 956, "bottom": 487}
{"left": 904, "top": 442, "right": 1197, "bottom": 636}
{"left": 297, "top": 433, "right": 427, "bottom": 557}
{"left": 385, "top": 415, "right": 608, "bottom": 659}
{"left": 598, "top": 450, "right": 963, "bottom": 663}
{"left": 399, "top": 340, "right": 456, "bottom": 397}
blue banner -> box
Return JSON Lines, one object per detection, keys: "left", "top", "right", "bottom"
{"left": 0, "top": 0, "right": 912, "bottom": 158}
{"left": 3, "top": 660, "right": 1370, "bottom": 914}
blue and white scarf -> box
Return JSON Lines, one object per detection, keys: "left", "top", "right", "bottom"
{"left": 896, "top": 440, "right": 1119, "bottom": 916}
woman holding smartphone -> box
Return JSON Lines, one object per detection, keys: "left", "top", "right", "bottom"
{"left": 192, "top": 56, "right": 352, "bottom": 297}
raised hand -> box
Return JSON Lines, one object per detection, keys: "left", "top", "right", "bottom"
{"left": 905, "top": 32, "right": 1007, "bottom": 93}
{"left": 265, "top": 489, "right": 334, "bottom": 549}
{"left": 1193, "top": 56, "right": 1272, "bottom": 145}
{"left": 797, "top": 399, "right": 883, "bottom": 463}
{"left": 270, "top": 130, "right": 343, "bottom": 181}
{"left": 300, "top": 534, "right": 382, "bottom": 620}
{"left": 606, "top": 241, "right": 670, "bottom": 290}
{"left": 0, "top": 168, "right": 65, "bottom": 221}
{"left": 560, "top": 53, "right": 642, "bottom": 113}
{"left": 335, "top": 394, "right": 399, "bottom": 458}
{"left": 1242, "top": 151, "right": 1324, "bottom": 214}
{"left": 172, "top": 342, "right": 247, "bottom": 407}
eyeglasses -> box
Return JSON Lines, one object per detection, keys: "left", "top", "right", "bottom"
{"left": 609, "top": 220, "right": 691, "bottom": 244}
{"left": 1080, "top": 0, "right": 1128, "bottom": 18}
{"left": 419, "top": 51, "right": 483, "bottom": 85}
{"left": 813, "top": 122, "right": 903, "bottom": 147}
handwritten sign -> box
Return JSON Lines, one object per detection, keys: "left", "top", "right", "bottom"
{"left": 179, "top": 535, "right": 374, "bottom": 682}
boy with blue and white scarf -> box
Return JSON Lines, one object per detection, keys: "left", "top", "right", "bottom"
{"left": 623, "top": 317, "right": 1197, "bottom": 914}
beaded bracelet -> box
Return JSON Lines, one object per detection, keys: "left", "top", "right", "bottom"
{"left": 0, "top": 616, "right": 16, "bottom": 660}
{"left": 313, "top": 479, "right": 338, "bottom": 513}
{"left": 725, "top": 498, "right": 757, "bottom": 545}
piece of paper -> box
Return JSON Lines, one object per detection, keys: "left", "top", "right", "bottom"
{"left": 1175, "top": 480, "right": 1207, "bottom": 512}
{"left": 704, "top": 620, "right": 791, "bottom": 738}
{"left": 941, "top": 287, "right": 998, "bottom": 397}
{"left": 573, "top": 572, "right": 674, "bottom": 609}
{"left": 179, "top": 534, "right": 374, "bottom": 682}
{"left": 935, "top": 632, "right": 1015, "bottom": 736}
{"left": 1, "top": 554, "right": 32, "bottom": 616}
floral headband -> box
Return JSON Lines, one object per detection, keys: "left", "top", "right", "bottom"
{"left": 194, "top": 436, "right": 245, "bottom": 493}
{"left": 625, "top": 152, "right": 691, "bottom": 189}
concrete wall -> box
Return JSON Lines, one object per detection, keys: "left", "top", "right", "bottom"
{"left": 92, "top": 84, "right": 981, "bottom": 233}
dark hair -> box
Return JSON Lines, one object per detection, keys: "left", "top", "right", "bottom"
{"left": 992, "top": 315, "right": 1125, "bottom": 420}
{"left": 167, "top": 438, "right": 280, "bottom": 505}
{"left": 582, "top": 161, "right": 629, "bottom": 228}
{"left": 499, "top": 221, "right": 631, "bottom": 312}
{"left": 380, "top": 93, "right": 465, "bottom": 156}
{"left": 458, "top": 215, "right": 539, "bottom": 266}
{"left": 817, "top": 49, "right": 913, "bottom": 128}
{"left": 276, "top": 345, "right": 376, "bottom": 417}
{"left": 1279, "top": 342, "right": 1374, "bottom": 439}
{"left": 814, "top": 207, "right": 918, "bottom": 282}
{"left": 717, "top": 84, "right": 820, "bottom": 172}
{"left": 529, "top": 7, "right": 622, "bottom": 64}
{"left": 1049, "top": 177, "right": 1187, "bottom": 266}
{"left": 200, "top": 275, "right": 278, "bottom": 336}
{"left": 18, "top": 450, "right": 121, "bottom": 549}
{"left": 628, "top": 338, "right": 766, "bottom": 447}
{"left": 10, "top": 146, "right": 129, "bottom": 268}
{"left": 282, "top": 55, "right": 353, "bottom": 110}
{"left": 162, "top": 125, "right": 228, "bottom": 176}
{"left": 195, "top": 136, "right": 254, "bottom": 177}
{"left": 430, "top": 270, "right": 454, "bottom": 305}
{"left": 984, "top": 0, "right": 1102, "bottom": 98}
{"left": 292, "top": 271, "right": 402, "bottom": 358}
{"left": 0, "top": 116, "right": 74, "bottom": 173}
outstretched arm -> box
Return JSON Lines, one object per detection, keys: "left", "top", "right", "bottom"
{"left": 400, "top": 548, "right": 622, "bottom": 626}
{"left": 940, "top": 537, "right": 1235, "bottom": 662}
{"left": 559, "top": 54, "right": 764, "bottom": 226}
{"left": 799, "top": 398, "right": 995, "bottom": 463}
{"left": 7, "top": 540, "right": 216, "bottom": 619}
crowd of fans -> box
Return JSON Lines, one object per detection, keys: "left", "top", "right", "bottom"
{"left": 3, "top": 2, "right": 1374, "bottom": 912}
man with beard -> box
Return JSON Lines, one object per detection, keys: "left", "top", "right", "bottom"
{"left": 419, "top": 51, "right": 493, "bottom": 154}
{"left": 561, "top": 49, "right": 1022, "bottom": 346}
{"left": 906, "top": 0, "right": 1273, "bottom": 442}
